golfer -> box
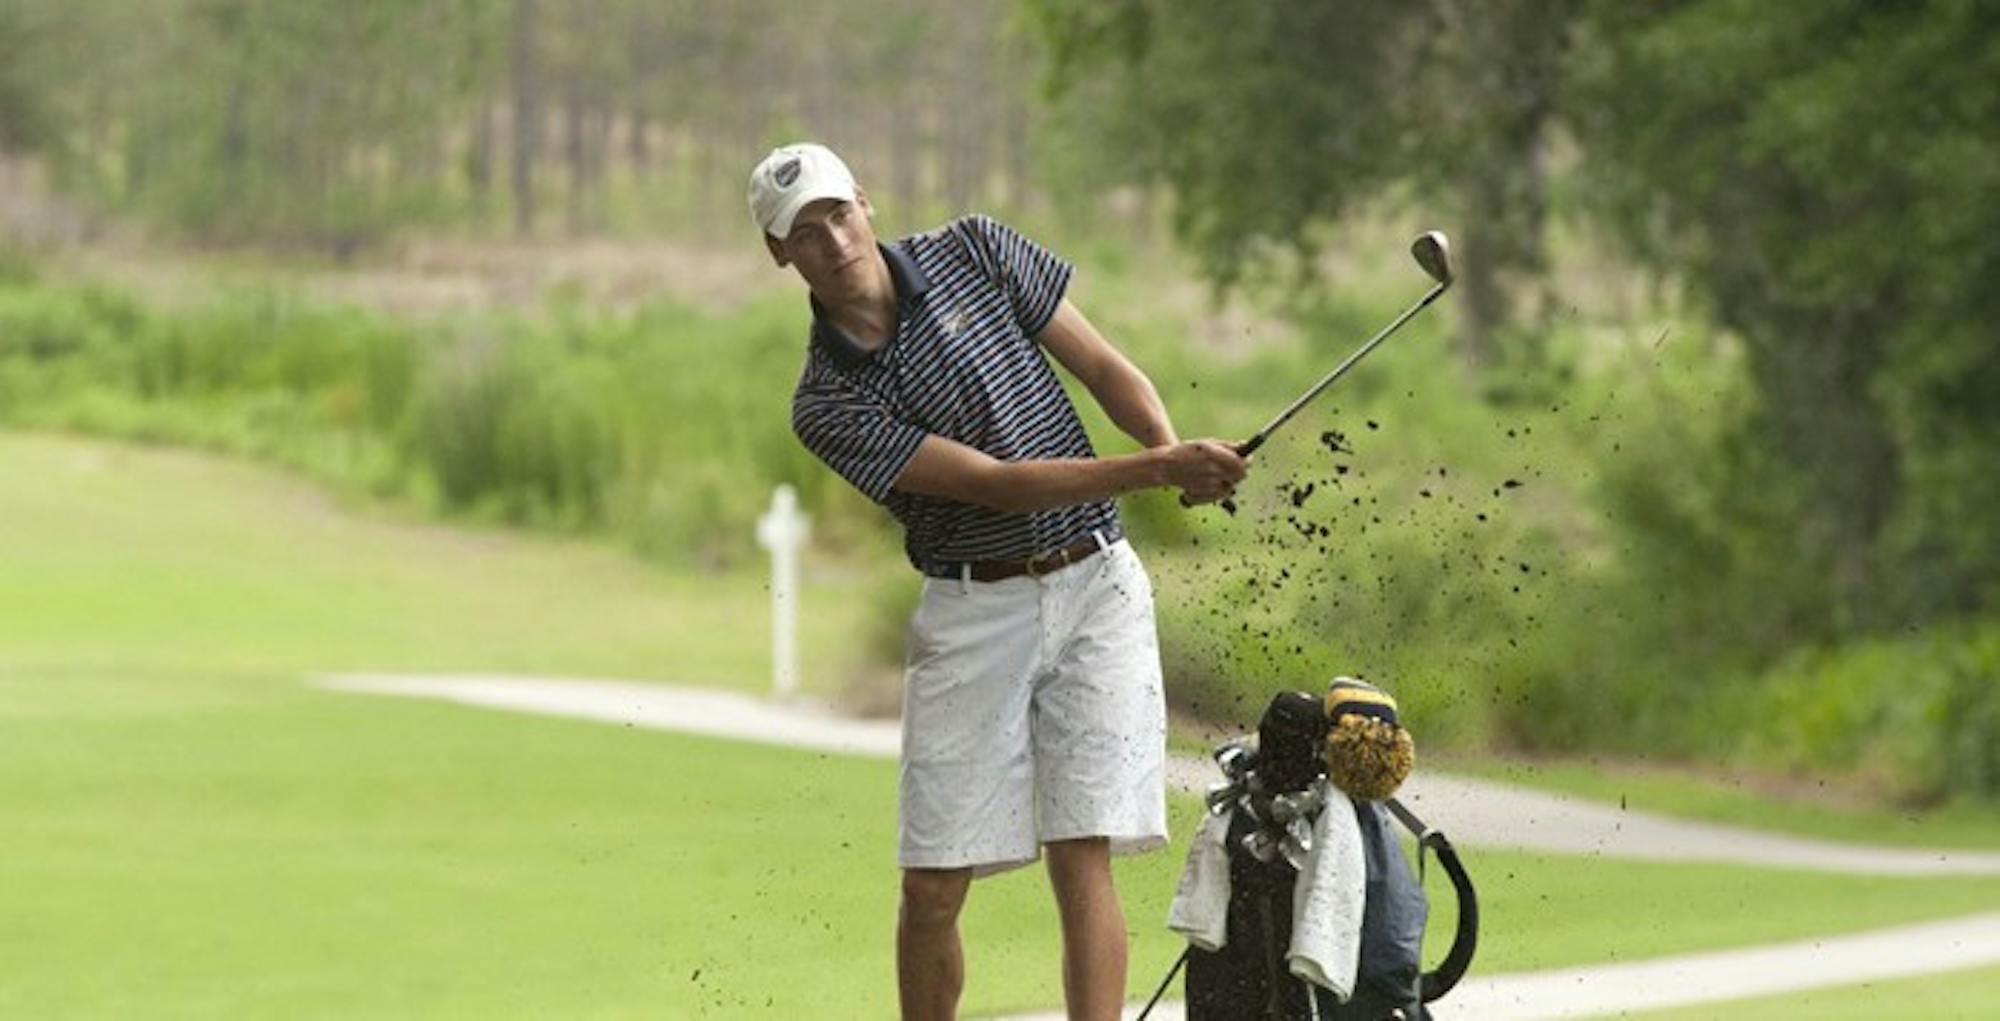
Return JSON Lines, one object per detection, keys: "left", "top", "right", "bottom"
{"left": 749, "top": 142, "right": 1247, "bottom": 1020}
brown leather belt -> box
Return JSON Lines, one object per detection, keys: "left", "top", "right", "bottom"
{"left": 925, "top": 526, "right": 1123, "bottom": 582}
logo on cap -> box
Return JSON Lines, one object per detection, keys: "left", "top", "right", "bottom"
{"left": 775, "top": 158, "right": 802, "bottom": 188}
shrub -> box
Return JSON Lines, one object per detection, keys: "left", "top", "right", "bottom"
{"left": 1727, "top": 622, "right": 2000, "bottom": 804}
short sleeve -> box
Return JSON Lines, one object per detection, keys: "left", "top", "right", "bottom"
{"left": 963, "top": 215, "right": 1073, "bottom": 337}
{"left": 792, "top": 378, "right": 928, "bottom": 504}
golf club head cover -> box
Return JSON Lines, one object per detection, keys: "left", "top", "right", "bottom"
{"left": 1254, "top": 690, "right": 1329, "bottom": 793}
{"left": 1323, "top": 677, "right": 1416, "bottom": 802}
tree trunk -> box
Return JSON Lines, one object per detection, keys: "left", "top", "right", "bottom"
{"left": 1456, "top": 211, "right": 1504, "bottom": 372}
{"left": 1732, "top": 292, "right": 1903, "bottom": 629}
{"left": 509, "top": 0, "right": 541, "bottom": 236}
{"left": 628, "top": 108, "right": 649, "bottom": 178}
{"left": 468, "top": 98, "right": 494, "bottom": 210}
{"left": 1446, "top": 0, "right": 1565, "bottom": 377}
{"left": 889, "top": 93, "right": 921, "bottom": 224}
{"left": 1000, "top": 74, "right": 1032, "bottom": 217}
{"left": 564, "top": 89, "right": 585, "bottom": 235}
{"left": 462, "top": 0, "right": 494, "bottom": 214}
{"left": 625, "top": 5, "right": 654, "bottom": 179}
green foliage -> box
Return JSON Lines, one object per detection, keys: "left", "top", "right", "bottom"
{"left": 1567, "top": 0, "right": 2000, "bottom": 626}
{"left": 3, "top": 0, "right": 1046, "bottom": 246}
{"left": 0, "top": 245, "right": 37, "bottom": 287}
{"left": 1029, "top": 0, "right": 1422, "bottom": 287}
{"left": 9, "top": 0, "right": 486, "bottom": 249}
{"left": 1492, "top": 326, "right": 1762, "bottom": 752}
{"left": 1725, "top": 622, "right": 2000, "bottom": 804}
{"left": 1038, "top": 0, "right": 2000, "bottom": 668}
{"left": 0, "top": 2, "right": 57, "bottom": 151}
{"left": 0, "top": 278, "right": 849, "bottom": 568}
{"left": 1029, "top": 0, "right": 1583, "bottom": 368}
{"left": 0, "top": 283, "right": 129, "bottom": 362}
{"left": 1477, "top": 317, "right": 2000, "bottom": 803}
{"left": 1060, "top": 256, "right": 1575, "bottom": 746}
{"left": 1031, "top": 0, "right": 2000, "bottom": 796}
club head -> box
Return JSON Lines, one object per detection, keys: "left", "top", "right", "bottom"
{"left": 1412, "top": 230, "right": 1454, "bottom": 289}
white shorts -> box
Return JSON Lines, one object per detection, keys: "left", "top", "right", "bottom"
{"left": 898, "top": 537, "right": 1168, "bottom": 876}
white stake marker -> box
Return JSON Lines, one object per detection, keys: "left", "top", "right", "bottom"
{"left": 755, "top": 484, "right": 810, "bottom": 698}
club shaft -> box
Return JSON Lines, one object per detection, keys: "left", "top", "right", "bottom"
{"left": 1237, "top": 282, "right": 1447, "bottom": 455}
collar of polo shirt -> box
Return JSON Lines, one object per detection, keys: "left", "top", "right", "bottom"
{"left": 810, "top": 242, "right": 932, "bottom": 367}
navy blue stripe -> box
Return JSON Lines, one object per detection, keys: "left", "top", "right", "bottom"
{"left": 790, "top": 215, "right": 1119, "bottom": 570}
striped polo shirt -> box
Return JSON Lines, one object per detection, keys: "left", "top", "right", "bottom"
{"left": 790, "top": 214, "right": 1121, "bottom": 576}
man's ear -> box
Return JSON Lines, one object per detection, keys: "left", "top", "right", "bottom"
{"left": 855, "top": 188, "right": 873, "bottom": 218}
{"left": 764, "top": 233, "right": 790, "bottom": 268}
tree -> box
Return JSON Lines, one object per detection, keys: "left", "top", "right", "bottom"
{"left": 0, "top": 3, "right": 55, "bottom": 153}
{"left": 8, "top": 0, "right": 1049, "bottom": 244}
{"left": 509, "top": 0, "right": 541, "bottom": 236}
{"left": 1568, "top": 0, "right": 2000, "bottom": 625}
{"left": 1407, "top": 0, "right": 1579, "bottom": 370}
{"left": 1029, "top": 0, "right": 1582, "bottom": 370}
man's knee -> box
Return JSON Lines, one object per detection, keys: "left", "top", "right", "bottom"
{"left": 901, "top": 868, "right": 973, "bottom": 930}
{"left": 1044, "top": 837, "right": 1111, "bottom": 878}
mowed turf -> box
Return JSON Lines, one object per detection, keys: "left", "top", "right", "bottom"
{"left": 8, "top": 680, "right": 2000, "bottom": 1019}
{"left": 5, "top": 431, "right": 2000, "bottom": 1017}
{"left": 0, "top": 431, "right": 880, "bottom": 686}
{"left": 1617, "top": 963, "right": 2000, "bottom": 1020}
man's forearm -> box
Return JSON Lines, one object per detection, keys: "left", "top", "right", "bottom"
{"left": 971, "top": 449, "right": 1171, "bottom": 514}
{"left": 1094, "top": 367, "right": 1178, "bottom": 449}
{"left": 892, "top": 432, "right": 1242, "bottom": 514}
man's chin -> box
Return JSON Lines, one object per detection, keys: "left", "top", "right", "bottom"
{"left": 814, "top": 262, "right": 872, "bottom": 297}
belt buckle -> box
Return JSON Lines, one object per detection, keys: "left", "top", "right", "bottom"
{"left": 1032, "top": 544, "right": 1080, "bottom": 576}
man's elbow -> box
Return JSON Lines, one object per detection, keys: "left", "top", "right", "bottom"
{"left": 983, "top": 490, "right": 1044, "bottom": 515}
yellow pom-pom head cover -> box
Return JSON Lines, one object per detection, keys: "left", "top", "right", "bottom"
{"left": 1323, "top": 677, "right": 1415, "bottom": 802}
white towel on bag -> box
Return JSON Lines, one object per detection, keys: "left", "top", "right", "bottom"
{"left": 1166, "top": 778, "right": 1370, "bottom": 1002}
{"left": 1166, "top": 810, "right": 1232, "bottom": 951}
{"left": 1288, "top": 782, "right": 1368, "bottom": 1000}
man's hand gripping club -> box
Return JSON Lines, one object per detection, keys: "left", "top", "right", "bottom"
{"left": 1162, "top": 439, "right": 1250, "bottom": 507}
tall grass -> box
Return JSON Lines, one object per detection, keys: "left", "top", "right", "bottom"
{"left": 0, "top": 278, "right": 889, "bottom": 569}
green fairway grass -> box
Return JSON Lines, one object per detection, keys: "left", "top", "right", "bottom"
{"left": 1409, "top": 846, "right": 2000, "bottom": 977}
{"left": 7, "top": 668, "right": 2000, "bottom": 1019}
{"left": 0, "top": 431, "right": 881, "bottom": 689}
{"left": 5, "top": 430, "right": 2000, "bottom": 1016}
{"left": 1613, "top": 964, "right": 2000, "bottom": 1020}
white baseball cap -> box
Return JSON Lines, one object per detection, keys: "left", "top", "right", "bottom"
{"left": 747, "top": 143, "right": 858, "bottom": 240}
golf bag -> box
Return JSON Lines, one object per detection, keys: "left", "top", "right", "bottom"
{"left": 1169, "top": 692, "right": 1479, "bottom": 1020}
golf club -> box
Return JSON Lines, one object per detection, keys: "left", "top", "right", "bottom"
{"left": 1184, "top": 230, "right": 1455, "bottom": 511}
